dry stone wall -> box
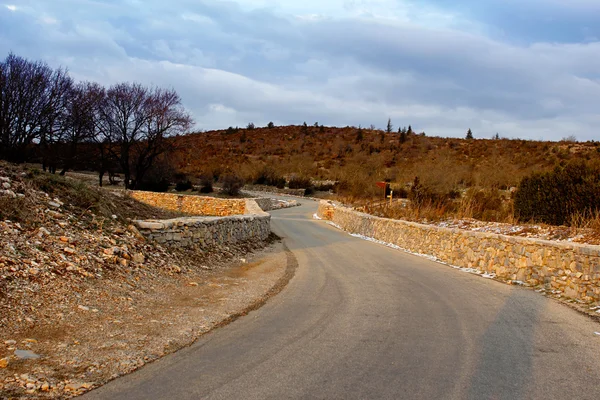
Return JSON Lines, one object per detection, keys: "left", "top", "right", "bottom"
{"left": 318, "top": 201, "right": 600, "bottom": 303}
{"left": 243, "top": 184, "right": 306, "bottom": 197}
{"left": 131, "top": 192, "right": 271, "bottom": 248}
{"left": 129, "top": 191, "right": 246, "bottom": 216}
{"left": 134, "top": 213, "right": 270, "bottom": 248}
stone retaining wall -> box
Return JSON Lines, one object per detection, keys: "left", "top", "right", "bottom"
{"left": 132, "top": 193, "right": 271, "bottom": 247}
{"left": 134, "top": 213, "right": 270, "bottom": 247}
{"left": 318, "top": 201, "right": 600, "bottom": 303}
{"left": 243, "top": 184, "right": 306, "bottom": 197}
{"left": 129, "top": 191, "right": 246, "bottom": 216}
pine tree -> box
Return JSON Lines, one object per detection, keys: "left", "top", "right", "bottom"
{"left": 386, "top": 118, "right": 393, "bottom": 133}
{"left": 466, "top": 128, "right": 473, "bottom": 140}
{"left": 407, "top": 125, "right": 413, "bottom": 135}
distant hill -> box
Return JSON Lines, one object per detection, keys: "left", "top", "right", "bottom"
{"left": 171, "top": 125, "right": 600, "bottom": 198}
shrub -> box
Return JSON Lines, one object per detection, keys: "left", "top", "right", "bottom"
{"left": 288, "top": 175, "right": 313, "bottom": 189}
{"left": 314, "top": 183, "right": 335, "bottom": 192}
{"left": 461, "top": 188, "right": 506, "bottom": 221}
{"left": 198, "top": 174, "right": 214, "bottom": 193}
{"left": 246, "top": 122, "right": 255, "bottom": 130}
{"left": 514, "top": 161, "right": 600, "bottom": 225}
{"left": 254, "top": 166, "right": 286, "bottom": 188}
{"left": 174, "top": 173, "right": 193, "bottom": 192}
{"left": 225, "top": 126, "right": 239, "bottom": 135}
{"left": 408, "top": 177, "right": 459, "bottom": 209}
{"left": 220, "top": 173, "right": 245, "bottom": 196}
{"left": 137, "top": 179, "right": 170, "bottom": 193}
{"left": 267, "top": 121, "right": 275, "bottom": 129}
{"left": 392, "top": 186, "right": 409, "bottom": 199}
{"left": 175, "top": 180, "right": 193, "bottom": 192}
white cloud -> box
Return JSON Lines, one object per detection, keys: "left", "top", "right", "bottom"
{"left": 1, "top": 0, "right": 599, "bottom": 140}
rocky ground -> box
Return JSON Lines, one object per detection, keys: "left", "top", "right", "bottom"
{"left": 0, "top": 163, "right": 292, "bottom": 399}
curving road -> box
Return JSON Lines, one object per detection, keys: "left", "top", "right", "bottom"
{"left": 84, "top": 199, "right": 600, "bottom": 399}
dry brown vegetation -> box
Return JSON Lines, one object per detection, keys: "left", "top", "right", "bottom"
{"left": 173, "top": 125, "right": 600, "bottom": 192}
{"left": 170, "top": 125, "right": 600, "bottom": 227}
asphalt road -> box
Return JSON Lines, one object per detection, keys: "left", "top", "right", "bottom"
{"left": 84, "top": 199, "right": 600, "bottom": 399}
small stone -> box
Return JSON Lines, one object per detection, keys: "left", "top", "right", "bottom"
{"left": 2, "top": 182, "right": 10, "bottom": 189}
{"left": 4, "top": 340, "right": 16, "bottom": 346}
{"left": 63, "top": 247, "right": 76, "bottom": 255}
{"left": 59, "top": 236, "right": 70, "bottom": 243}
{"left": 0, "top": 358, "right": 8, "bottom": 368}
{"left": 37, "top": 227, "right": 51, "bottom": 237}
{"left": 188, "top": 282, "right": 199, "bottom": 286}
{"left": 41, "top": 382, "right": 50, "bottom": 391}
{"left": 78, "top": 305, "right": 90, "bottom": 311}
{"left": 48, "top": 201, "right": 61, "bottom": 209}
{"left": 14, "top": 349, "right": 40, "bottom": 360}
{"left": 135, "top": 221, "right": 164, "bottom": 230}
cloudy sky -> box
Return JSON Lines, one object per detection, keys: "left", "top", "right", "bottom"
{"left": 1, "top": 0, "right": 600, "bottom": 140}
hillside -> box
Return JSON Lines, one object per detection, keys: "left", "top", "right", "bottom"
{"left": 0, "top": 162, "right": 281, "bottom": 398}
{"left": 172, "top": 125, "right": 600, "bottom": 198}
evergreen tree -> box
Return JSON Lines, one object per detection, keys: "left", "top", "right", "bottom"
{"left": 466, "top": 128, "right": 474, "bottom": 140}
{"left": 386, "top": 118, "right": 393, "bottom": 133}
{"left": 407, "top": 125, "right": 413, "bottom": 135}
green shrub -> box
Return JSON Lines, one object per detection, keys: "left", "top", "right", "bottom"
{"left": 514, "top": 161, "right": 600, "bottom": 225}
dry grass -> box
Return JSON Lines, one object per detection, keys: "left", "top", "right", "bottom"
{"left": 570, "top": 210, "right": 600, "bottom": 236}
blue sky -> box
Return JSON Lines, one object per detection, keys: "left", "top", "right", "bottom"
{"left": 2, "top": 0, "right": 600, "bottom": 140}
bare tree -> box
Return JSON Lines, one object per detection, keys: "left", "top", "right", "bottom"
{"left": 131, "top": 87, "right": 192, "bottom": 187}
{"left": 0, "top": 53, "right": 72, "bottom": 163}
{"left": 39, "top": 67, "right": 74, "bottom": 173}
{"left": 97, "top": 83, "right": 192, "bottom": 189}
{"left": 58, "top": 82, "right": 105, "bottom": 175}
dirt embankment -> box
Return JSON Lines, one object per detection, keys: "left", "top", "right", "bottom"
{"left": 0, "top": 163, "right": 293, "bottom": 398}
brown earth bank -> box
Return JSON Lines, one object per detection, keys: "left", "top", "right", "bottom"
{"left": 0, "top": 162, "right": 293, "bottom": 398}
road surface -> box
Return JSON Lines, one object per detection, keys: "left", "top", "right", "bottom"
{"left": 84, "top": 199, "right": 600, "bottom": 399}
